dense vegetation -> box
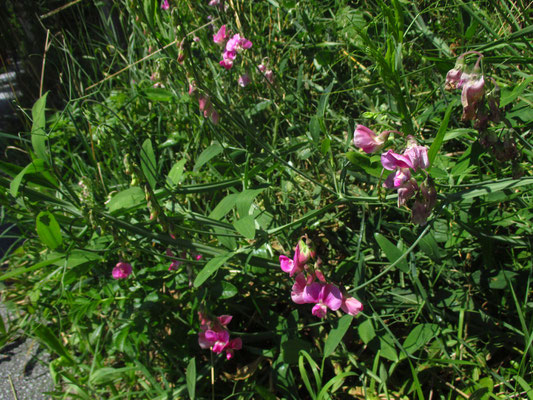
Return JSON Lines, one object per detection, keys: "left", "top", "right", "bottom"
{"left": 1, "top": 0, "right": 532, "bottom": 398}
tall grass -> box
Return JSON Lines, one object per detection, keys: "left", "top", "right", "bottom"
{"left": 1, "top": 0, "right": 532, "bottom": 398}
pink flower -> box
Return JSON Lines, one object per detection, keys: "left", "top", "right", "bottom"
{"left": 226, "top": 34, "right": 252, "bottom": 53}
{"left": 404, "top": 140, "right": 429, "bottom": 171}
{"left": 291, "top": 273, "right": 308, "bottom": 304}
{"left": 224, "top": 338, "right": 242, "bottom": 360}
{"left": 353, "top": 125, "right": 389, "bottom": 154}
{"left": 381, "top": 150, "right": 414, "bottom": 171}
{"left": 461, "top": 76, "right": 485, "bottom": 121}
{"left": 195, "top": 254, "right": 203, "bottom": 261}
{"left": 279, "top": 255, "right": 302, "bottom": 277}
{"left": 112, "top": 262, "right": 132, "bottom": 279}
{"left": 219, "top": 57, "right": 234, "bottom": 70}
{"left": 161, "top": 0, "right": 169, "bottom": 10}
{"left": 213, "top": 25, "right": 228, "bottom": 45}
{"left": 341, "top": 296, "right": 363, "bottom": 316}
{"left": 303, "top": 283, "right": 343, "bottom": 319}
{"left": 238, "top": 73, "right": 251, "bottom": 87}
{"left": 383, "top": 168, "right": 412, "bottom": 189}
{"left": 198, "top": 313, "right": 241, "bottom": 359}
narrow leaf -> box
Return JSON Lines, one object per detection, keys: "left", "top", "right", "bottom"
{"left": 194, "top": 142, "right": 223, "bottom": 171}
{"left": 324, "top": 315, "right": 353, "bottom": 358}
{"left": 34, "top": 325, "right": 75, "bottom": 364}
{"left": 428, "top": 100, "right": 455, "bottom": 165}
{"left": 140, "top": 139, "right": 157, "bottom": 189}
{"left": 10, "top": 159, "right": 46, "bottom": 197}
{"left": 31, "top": 92, "right": 49, "bottom": 162}
{"left": 167, "top": 159, "right": 187, "bottom": 186}
{"left": 402, "top": 323, "right": 439, "bottom": 356}
{"left": 193, "top": 253, "right": 233, "bottom": 287}
{"left": 186, "top": 358, "right": 196, "bottom": 400}
{"left": 375, "top": 233, "right": 409, "bottom": 272}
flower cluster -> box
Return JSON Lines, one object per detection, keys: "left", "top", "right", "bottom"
{"left": 161, "top": 0, "right": 169, "bottom": 10}
{"left": 445, "top": 50, "right": 502, "bottom": 127}
{"left": 354, "top": 127, "right": 436, "bottom": 225}
{"left": 213, "top": 25, "right": 252, "bottom": 70}
{"left": 198, "top": 312, "right": 242, "bottom": 360}
{"left": 279, "top": 236, "right": 363, "bottom": 319}
{"left": 112, "top": 262, "right": 132, "bottom": 279}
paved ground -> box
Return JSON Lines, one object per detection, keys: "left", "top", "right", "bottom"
{"left": 0, "top": 335, "right": 53, "bottom": 400}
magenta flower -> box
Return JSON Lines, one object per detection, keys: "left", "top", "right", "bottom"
{"left": 341, "top": 296, "right": 363, "bottom": 316}
{"left": 279, "top": 255, "right": 302, "bottom": 277}
{"left": 291, "top": 273, "right": 308, "bottom": 304}
{"left": 404, "top": 141, "right": 429, "bottom": 171}
{"left": 161, "top": 0, "right": 169, "bottom": 10}
{"left": 198, "top": 313, "right": 241, "bottom": 359}
{"left": 461, "top": 76, "right": 485, "bottom": 121}
{"left": 213, "top": 25, "right": 228, "bottom": 45}
{"left": 226, "top": 34, "right": 252, "bottom": 53}
{"left": 195, "top": 254, "right": 203, "bottom": 261}
{"left": 112, "top": 262, "right": 132, "bottom": 279}
{"left": 303, "top": 283, "right": 343, "bottom": 319}
{"left": 219, "top": 57, "right": 234, "bottom": 70}
{"left": 238, "top": 73, "right": 251, "bottom": 87}
{"left": 353, "top": 125, "right": 389, "bottom": 154}
{"left": 381, "top": 150, "right": 414, "bottom": 171}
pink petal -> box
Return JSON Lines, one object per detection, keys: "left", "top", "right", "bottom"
{"left": 279, "top": 255, "right": 294, "bottom": 274}
{"left": 322, "top": 284, "right": 342, "bottom": 311}
{"left": 291, "top": 273, "right": 307, "bottom": 304}
{"left": 303, "top": 282, "right": 322, "bottom": 304}
{"left": 311, "top": 303, "right": 328, "bottom": 318}
{"left": 381, "top": 150, "right": 414, "bottom": 170}
{"left": 341, "top": 296, "right": 363, "bottom": 316}
{"left": 217, "top": 315, "right": 233, "bottom": 326}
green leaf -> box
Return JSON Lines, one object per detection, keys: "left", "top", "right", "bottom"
{"left": 501, "top": 76, "right": 533, "bottom": 107}
{"left": 402, "top": 323, "right": 439, "bottom": 356}
{"left": 193, "top": 253, "right": 233, "bottom": 287}
{"left": 233, "top": 215, "right": 256, "bottom": 239}
{"left": 379, "top": 336, "right": 398, "bottom": 362}
{"left": 143, "top": 87, "right": 174, "bottom": 102}
{"left": 281, "top": 338, "right": 313, "bottom": 364}
{"left": 36, "top": 211, "right": 63, "bottom": 250}
{"left": 236, "top": 188, "right": 265, "bottom": 218}
{"left": 107, "top": 187, "right": 145, "bottom": 213}
{"left": 0, "top": 257, "right": 63, "bottom": 281}
{"left": 211, "top": 281, "right": 238, "bottom": 299}
{"left": 375, "top": 233, "right": 409, "bottom": 272}
{"left": 428, "top": 100, "right": 455, "bottom": 166}
{"left": 358, "top": 319, "right": 376, "bottom": 344}
{"left": 89, "top": 367, "right": 136, "bottom": 385}
{"left": 186, "top": 358, "right": 196, "bottom": 400}
{"left": 447, "top": 177, "right": 533, "bottom": 202}
{"left": 209, "top": 193, "right": 238, "bottom": 220}
{"left": 346, "top": 151, "right": 383, "bottom": 178}
{"left": 167, "top": 159, "right": 187, "bottom": 186}
{"left": 10, "top": 159, "right": 46, "bottom": 197}
{"left": 194, "top": 142, "right": 223, "bottom": 171}
{"left": 323, "top": 314, "right": 353, "bottom": 358}
{"left": 31, "top": 92, "right": 49, "bottom": 162}
{"left": 140, "top": 139, "right": 157, "bottom": 189}
{"left": 34, "top": 325, "right": 75, "bottom": 364}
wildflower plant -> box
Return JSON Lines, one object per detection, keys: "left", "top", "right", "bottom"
{"left": 0, "top": 1, "right": 531, "bottom": 399}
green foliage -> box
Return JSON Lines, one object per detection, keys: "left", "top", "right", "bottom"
{"left": 0, "top": 0, "right": 532, "bottom": 398}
